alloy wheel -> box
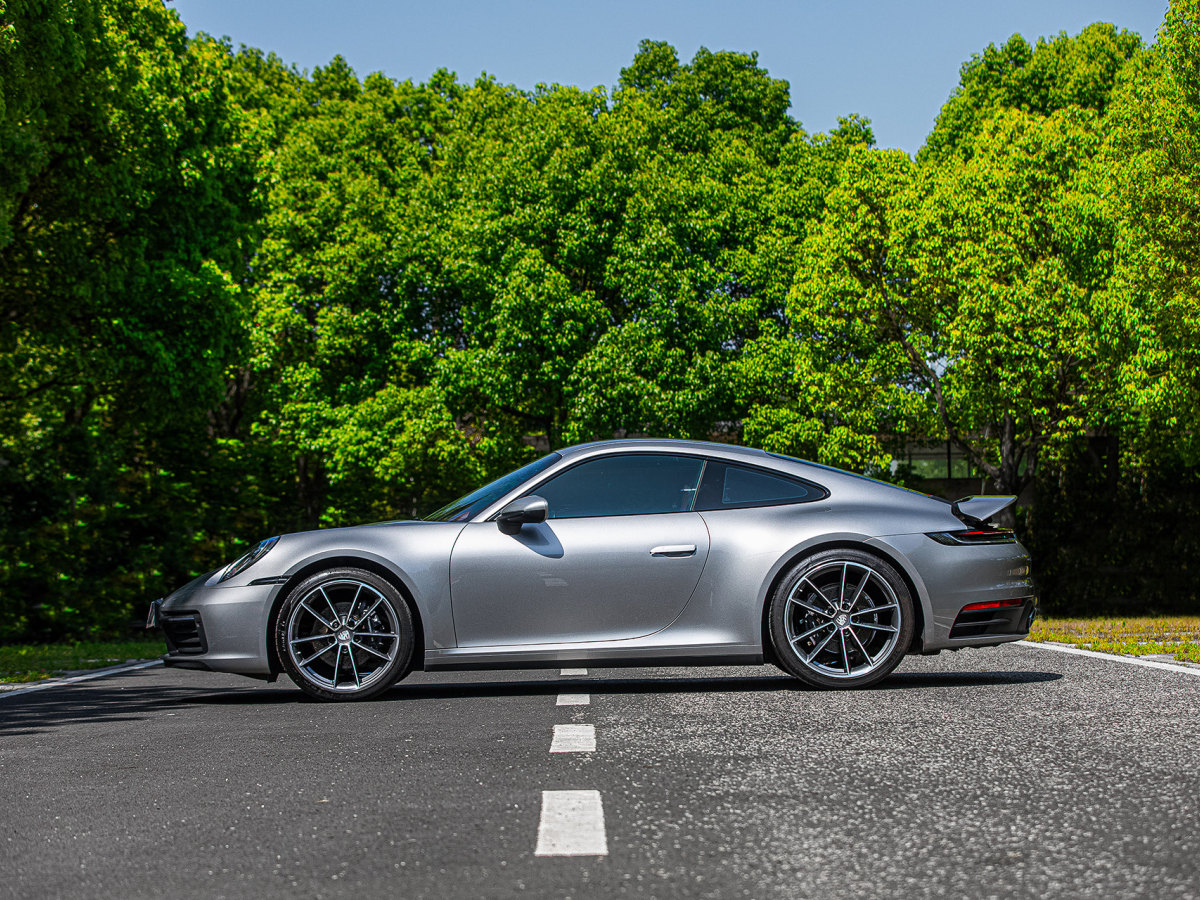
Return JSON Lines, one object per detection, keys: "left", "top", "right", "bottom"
{"left": 783, "top": 559, "right": 903, "bottom": 680}
{"left": 284, "top": 578, "right": 402, "bottom": 693}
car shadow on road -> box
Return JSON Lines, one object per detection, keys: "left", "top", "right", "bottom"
{"left": 184, "top": 668, "right": 1062, "bottom": 705}
{"left": 412, "top": 670, "right": 1063, "bottom": 699}
{"left": 0, "top": 670, "right": 1063, "bottom": 732}
{"left": 0, "top": 682, "right": 207, "bottom": 737}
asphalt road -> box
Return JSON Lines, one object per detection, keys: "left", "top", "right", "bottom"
{"left": 1, "top": 646, "right": 1198, "bottom": 899}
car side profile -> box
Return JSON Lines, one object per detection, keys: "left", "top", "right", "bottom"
{"left": 149, "top": 439, "right": 1036, "bottom": 700}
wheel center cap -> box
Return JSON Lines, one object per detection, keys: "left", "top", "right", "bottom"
{"left": 835, "top": 613, "right": 850, "bottom": 628}
{"left": 336, "top": 629, "right": 351, "bottom": 643}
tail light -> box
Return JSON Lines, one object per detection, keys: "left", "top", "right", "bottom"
{"left": 926, "top": 529, "right": 1016, "bottom": 545}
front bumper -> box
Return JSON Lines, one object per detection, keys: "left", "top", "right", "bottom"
{"left": 149, "top": 571, "right": 282, "bottom": 677}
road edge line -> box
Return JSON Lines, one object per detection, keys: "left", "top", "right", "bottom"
{"left": 0, "top": 659, "right": 164, "bottom": 699}
{"left": 1016, "top": 641, "right": 1200, "bottom": 678}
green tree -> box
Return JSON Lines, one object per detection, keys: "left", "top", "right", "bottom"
{"left": 0, "top": 1, "right": 272, "bottom": 639}
{"left": 1104, "top": 0, "right": 1200, "bottom": 459}
{"left": 921, "top": 23, "right": 1140, "bottom": 163}
{"left": 248, "top": 58, "right": 479, "bottom": 526}
{"left": 776, "top": 107, "right": 1121, "bottom": 504}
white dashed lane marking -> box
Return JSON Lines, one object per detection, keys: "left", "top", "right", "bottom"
{"left": 550, "top": 724, "right": 596, "bottom": 753}
{"left": 560, "top": 667, "right": 588, "bottom": 676}
{"left": 534, "top": 790, "right": 609, "bottom": 856}
{"left": 556, "top": 693, "right": 590, "bottom": 706}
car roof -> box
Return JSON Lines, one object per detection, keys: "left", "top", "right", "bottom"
{"left": 553, "top": 438, "right": 839, "bottom": 487}
{"left": 558, "top": 438, "right": 775, "bottom": 462}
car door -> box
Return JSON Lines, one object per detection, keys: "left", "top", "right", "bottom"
{"left": 449, "top": 453, "right": 712, "bottom": 647}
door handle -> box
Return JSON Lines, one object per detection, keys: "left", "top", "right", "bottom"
{"left": 650, "top": 544, "right": 697, "bottom": 557}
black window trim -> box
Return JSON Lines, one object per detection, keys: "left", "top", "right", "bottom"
{"left": 488, "top": 450, "right": 828, "bottom": 521}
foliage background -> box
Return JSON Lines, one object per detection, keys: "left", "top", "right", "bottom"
{"left": 1, "top": 0, "right": 1198, "bottom": 641}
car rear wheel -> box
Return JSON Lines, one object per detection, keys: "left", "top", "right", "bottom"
{"left": 275, "top": 567, "right": 415, "bottom": 701}
{"left": 769, "top": 548, "right": 914, "bottom": 689}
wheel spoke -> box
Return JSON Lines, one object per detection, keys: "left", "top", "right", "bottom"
{"left": 790, "top": 621, "right": 836, "bottom": 647}
{"left": 354, "top": 630, "right": 397, "bottom": 639}
{"left": 838, "top": 563, "right": 849, "bottom": 606}
{"left": 351, "top": 639, "right": 391, "bottom": 661}
{"left": 853, "top": 620, "right": 899, "bottom": 634}
{"left": 320, "top": 586, "right": 341, "bottom": 625}
{"left": 290, "top": 634, "right": 330, "bottom": 646}
{"left": 847, "top": 626, "right": 874, "bottom": 663}
{"left": 788, "top": 596, "right": 835, "bottom": 619}
{"left": 802, "top": 576, "right": 838, "bottom": 611}
{"left": 300, "top": 600, "right": 337, "bottom": 631}
{"left": 345, "top": 582, "right": 363, "bottom": 627}
{"left": 852, "top": 602, "right": 898, "bottom": 617}
{"left": 347, "top": 645, "right": 361, "bottom": 688}
{"left": 352, "top": 595, "right": 383, "bottom": 627}
{"left": 805, "top": 626, "right": 839, "bottom": 661}
{"left": 839, "top": 629, "right": 850, "bottom": 674}
{"left": 298, "top": 640, "right": 336, "bottom": 667}
{"left": 331, "top": 644, "right": 343, "bottom": 688}
{"left": 848, "top": 570, "right": 871, "bottom": 609}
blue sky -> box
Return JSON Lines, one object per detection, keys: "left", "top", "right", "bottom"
{"left": 166, "top": 0, "right": 1168, "bottom": 155}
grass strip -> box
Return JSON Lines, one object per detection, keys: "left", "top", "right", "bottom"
{"left": 1029, "top": 616, "right": 1200, "bottom": 664}
{"left": 0, "top": 639, "right": 167, "bottom": 683}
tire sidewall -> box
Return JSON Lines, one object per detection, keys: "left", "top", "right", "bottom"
{"left": 769, "top": 548, "right": 915, "bottom": 689}
{"left": 274, "top": 566, "right": 415, "bottom": 701}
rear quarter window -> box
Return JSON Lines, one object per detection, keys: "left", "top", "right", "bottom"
{"left": 694, "top": 461, "right": 824, "bottom": 510}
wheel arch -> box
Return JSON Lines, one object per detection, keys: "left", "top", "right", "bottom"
{"left": 266, "top": 554, "right": 427, "bottom": 675}
{"left": 758, "top": 538, "right": 927, "bottom": 664}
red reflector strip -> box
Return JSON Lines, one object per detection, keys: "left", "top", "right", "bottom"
{"left": 960, "top": 598, "right": 1024, "bottom": 612}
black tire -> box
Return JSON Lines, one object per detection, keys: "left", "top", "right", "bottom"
{"left": 275, "top": 566, "right": 415, "bottom": 701}
{"left": 769, "top": 548, "right": 914, "bottom": 689}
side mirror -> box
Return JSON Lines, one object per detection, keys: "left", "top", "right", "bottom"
{"left": 496, "top": 495, "right": 548, "bottom": 535}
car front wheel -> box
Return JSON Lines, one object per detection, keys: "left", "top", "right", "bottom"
{"left": 275, "top": 567, "right": 415, "bottom": 701}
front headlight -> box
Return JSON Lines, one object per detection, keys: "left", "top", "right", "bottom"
{"left": 219, "top": 536, "right": 280, "bottom": 583}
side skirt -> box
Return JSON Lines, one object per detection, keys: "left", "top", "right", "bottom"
{"left": 423, "top": 645, "right": 763, "bottom": 672}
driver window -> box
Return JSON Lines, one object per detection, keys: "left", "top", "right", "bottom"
{"left": 535, "top": 455, "right": 705, "bottom": 519}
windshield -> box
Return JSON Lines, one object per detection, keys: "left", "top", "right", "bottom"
{"left": 424, "top": 453, "right": 561, "bottom": 522}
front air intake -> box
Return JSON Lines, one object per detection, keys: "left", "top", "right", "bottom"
{"left": 162, "top": 612, "right": 207, "bottom": 654}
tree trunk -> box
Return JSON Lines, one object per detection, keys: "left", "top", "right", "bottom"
{"left": 987, "top": 413, "right": 1026, "bottom": 529}
{"left": 296, "top": 454, "right": 326, "bottom": 529}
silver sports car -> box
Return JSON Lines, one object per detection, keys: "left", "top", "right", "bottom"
{"left": 149, "top": 439, "right": 1036, "bottom": 700}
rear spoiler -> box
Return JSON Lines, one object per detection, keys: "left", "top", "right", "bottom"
{"left": 951, "top": 495, "right": 1016, "bottom": 526}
